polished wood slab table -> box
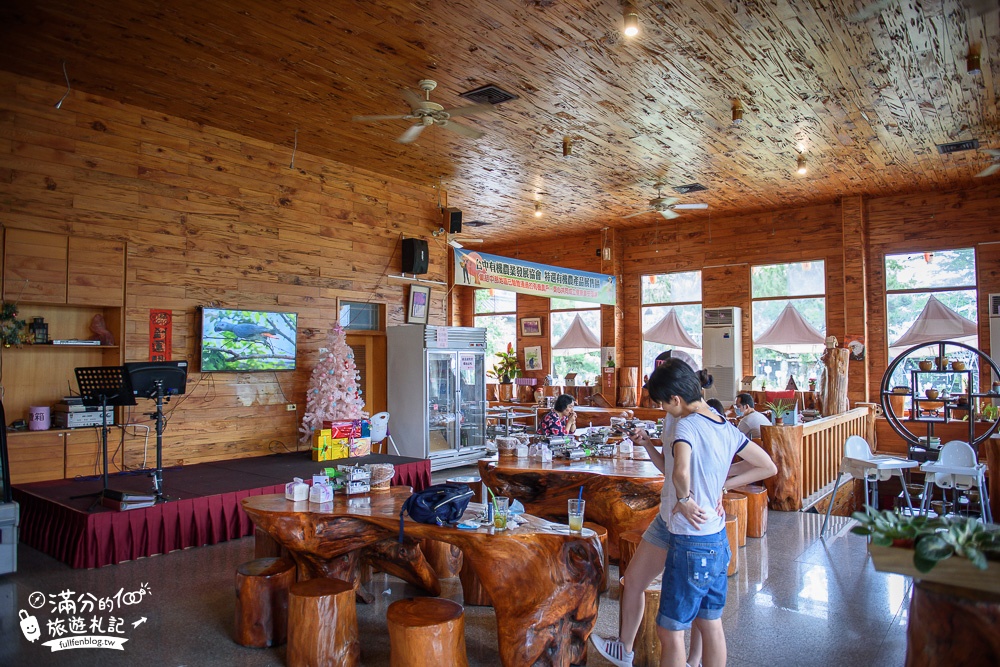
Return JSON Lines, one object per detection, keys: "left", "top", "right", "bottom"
{"left": 242, "top": 488, "right": 603, "bottom": 667}
{"left": 478, "top": 454, "right": 664, "bottom": 561}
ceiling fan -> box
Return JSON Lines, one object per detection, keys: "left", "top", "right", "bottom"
{"left": 975, "top": 149, "right": 1000, "bottom": 178}
{"left": 432, "top": 226, "right": 484, "bottom": 249}
{"left": 352, "top": 79, "right": 494, "bottom": 144}
{"left": 623, "top": 183, "right": 709, "bottom": 220}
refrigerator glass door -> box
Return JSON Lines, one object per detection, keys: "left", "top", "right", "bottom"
{"left": 458, "top": 352, "right": 486, "bottom": 450}
{"left": 427, "top": 351, "right": 458, "bottom": 456}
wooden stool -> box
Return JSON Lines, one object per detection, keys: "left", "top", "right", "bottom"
{"left": 387, "top": 597, "right": 468, "bottom": 667}
{"left": 619, "top": 573, "right": 662, "bottom": 667}
{"left": 287, "top": 578, "right": 360, "bottom": 667}
{"left": 458, "top": 554, "right": 492, "bottom": 606}
{"left": 725, "top": 515, "right": 739, "bottom": 576}
{"left": 446, "top": 475, "right": 484, "bottom": 503}
{"left": 421, "top": 538, "right": 463, "bottom": 578}
{"left": 234, "top": 557, "right": 296, "bottom": 648}
{"left": 732, "top": 484, "right": 768, "bottom": 537}
{"left": 618, "top": 530, "right": 644, "bottom": 574}
{"left": 583, "top": 522, "right": 609, "bottom": 593}
{"left": 722, "top": 492, "right": 748, "bottom": 546}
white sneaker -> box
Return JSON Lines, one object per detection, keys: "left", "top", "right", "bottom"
{"left": 591, "top": 633, "right": 634, "bottom": 667}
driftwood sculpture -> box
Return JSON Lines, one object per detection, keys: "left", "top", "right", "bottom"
{"left": 242, "top": 488, "right": 603, "bottom": 667}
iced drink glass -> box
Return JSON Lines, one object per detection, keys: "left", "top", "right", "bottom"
{"left": 567, "top": 499, "right": 585, "bottom": 533}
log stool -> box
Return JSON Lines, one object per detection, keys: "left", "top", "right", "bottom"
{"left": 725, "top": 515, "right": 739, "bottom": 576}
{"left": 618, "top": 530, "right": 644, "bottom": 574}
{"left": 446, "top": 474, "right": 484, "bottom": 503}
{"left": 458, "top": 554, "right": 492, "bottom": 606}
{"left": 618, "top": 573, "right": 662, "bottom": 667}
{"left": 583, "top": 522, "right": 609, "bottom": 593}
{"left": 287, "top": 578, "right": 360, "bottom": 667}
{"left": 387, "top": 597, "right": 468, "bottom": 667}
{"left": 234, "top": 557, "right": 296, "bottom": 648}
{"left": 421, "top": 538, "right": 463, "bottom": 578}
{"left": 253, "top": 527, "right": 287, "bottom": 559}
{"left": 722, "top": 492, "right": 748, "bottom": 546}
{"left": 732, "top": 484, "right": 768, "bottom": 537}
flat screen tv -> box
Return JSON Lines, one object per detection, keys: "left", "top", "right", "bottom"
{"left": 125, "top": 360, "right": 189, "bottom": 398}
{"left": 200, "top": 308, "right": 298, "bottom": 372}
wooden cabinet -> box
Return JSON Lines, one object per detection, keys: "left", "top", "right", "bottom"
{"left": 2, "top": 228, "right": 126, "bottom": 483}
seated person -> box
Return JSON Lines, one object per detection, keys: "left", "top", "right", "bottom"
{"left": 538, "top": 394, "right": 575, "bottom": 436}
{"left": 706, "top": 398, "right": 726, "bottom": 416}
{"left": 733, "top": 393, "right": 772, "bottom": 439}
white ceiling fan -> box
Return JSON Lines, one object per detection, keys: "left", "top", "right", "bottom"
{"left": 432, "top": 226, "right": 483, "bottom": 249}
{"left": 352, "top": 79, "right": 494, "bottom": 144}
{"left": 623, "top": 183, "right": 709, "bottom": 220}
{"left": 975, "top": 149, "right": 1000, "bottom": 178}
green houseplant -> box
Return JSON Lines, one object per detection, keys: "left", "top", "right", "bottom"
{"left": 764, "top": 399, "right": 793, "bottom": 425}
{"left": 487, "top": 342, "right": 521, "bottom": 383}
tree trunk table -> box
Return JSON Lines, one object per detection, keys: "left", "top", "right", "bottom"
{"left": 242, "top": 488, "right": 603, "bottom": 667}
{"left": 479, "top": 454, "right": 663, "bottom": 561}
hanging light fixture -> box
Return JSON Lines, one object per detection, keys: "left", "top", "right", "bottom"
{"left": 534, "top": 202, "right": 543, "bottom": 218}
{"left": 796, "top": 154, "right": 808, "bottom": 175}
{"left": 967, "top": 52, "right": 981, "bottom": 75}
{"left": 623, "top": 4, "right": 639, "bottom": 37}
{"left": 731, "top": 99, "right": 744, "bottom": 126}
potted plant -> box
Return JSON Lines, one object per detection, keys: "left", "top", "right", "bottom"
{"left": 850, "top": 508, "right": 1000, "bottom": 592}
{"left": 764, "top": 399, "right": 793, "bottom": 425}
{"left": 981, "top": 404, "right": 999, "bottom": 422}
{"left": 487, "top": 342, "right": 521, "bottom": 384}
{"left": 808, "top": 377, "right": 817, "bottom": 392}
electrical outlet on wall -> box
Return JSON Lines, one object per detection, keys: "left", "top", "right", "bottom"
{"left": 286, "top": 404, "right": 297, "bottom": 411}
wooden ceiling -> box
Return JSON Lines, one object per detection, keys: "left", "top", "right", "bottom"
{"left": 1, "top": 0, "right": 997, "bottom": 243}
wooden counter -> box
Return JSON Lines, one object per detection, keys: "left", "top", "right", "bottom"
{"left": 243, "top": 488, "right": 603, "bottom": 667}
{"left": 479, "top": 454, "right": 663, "bottom": 560}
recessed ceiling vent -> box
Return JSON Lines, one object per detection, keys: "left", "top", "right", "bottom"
{"left": 459, "top": 85, "right": 519, "bottom": 105}
{"left": 672, "top": 182, "right": 707, "bottom": 195}
{"left": 936, "top": 139, "right": 980, "bottom": 154}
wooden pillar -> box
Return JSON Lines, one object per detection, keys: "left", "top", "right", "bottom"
{"left": 905, "top": 581, "right": 1000, "bottom": 666}
{"left": 287, "top": 578, "right": 360, "bottom": 667}
{"left": 725, "top": 515, "right": 739, "bottom": 576}
{"left": 420, "top": 539, "right": 463, "bottom": 579}
{"left": 618, "top": 530, "right": 643, "bottom": 574}
{"left": 234, "top": 557, "right": 296, "bottom": 648}
{"left": 840, "top": 195, "right": 869, "bottom": 406}
{"left": 254, "top": 527, "right": 285, "bottom": 559}
{"left": 760, "top": 424, "right": 804, "bottom": 511}
{"left": 458, "top": 554, "right": 492, "bottom": 607}
{"left": 731, "top": 485, "right": 768, "bottom": 537}
{"left": 722, "top": 492, "right": 748, "bottom": 546}
{"left": 821, "top": 348, "right": 851, "bottom": 416}
{"left": 620, "top": 575, "right": 662, "bottom": 667}
{"left": 387, "top": 597, "right": 468, "bottom": 667}
{"left": 618, "top": 367, "right": 638, "bottom": 407}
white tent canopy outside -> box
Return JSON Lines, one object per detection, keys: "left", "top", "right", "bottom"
{"left": 552, "top": 313, "right": 600, "bottom": 350}
{"left": 754, "top": 303, "right": 826, "bottom": 354}
{"left": 643, "top": 309, "right": 700, "bottom": 349}
{"left": 889, "top": 295, "right": 978, "bottom": 356}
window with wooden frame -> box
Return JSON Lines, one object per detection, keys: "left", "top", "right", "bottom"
{"left": 640, "top": 270, "right": 702, "bottom": 379}
{"left": 550, "top": 297, "right": 601, "bottom": 384}
{"left": 474, "top": 289, "right": 517, "bottom": 373}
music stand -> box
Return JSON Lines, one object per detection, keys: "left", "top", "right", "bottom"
{"left": 124, "top": 360, "right": 188, "bottom": 502}
{"left": 70, "top": 367, "right": 137, "bottom": 510}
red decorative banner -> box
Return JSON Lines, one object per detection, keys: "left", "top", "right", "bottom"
{"left": 149, "top": 309, "right": 172, "bottom": 361}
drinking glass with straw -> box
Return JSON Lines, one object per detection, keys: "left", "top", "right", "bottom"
{"left": 568, "top": 486, "right": 585, "bottom": 533}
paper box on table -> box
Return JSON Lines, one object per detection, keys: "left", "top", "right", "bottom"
{"left": 312, "top": 473, "right": 329, "bottom": 486}
{"left": 285, "top": 477, "right": 309, "bottom": 501}
{"left": 309, "top": 482, "right": 333, "bottom": 503}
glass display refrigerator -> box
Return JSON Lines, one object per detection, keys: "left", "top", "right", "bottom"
{"left": 387, "top": 325, "right": 488, "bottom": 470}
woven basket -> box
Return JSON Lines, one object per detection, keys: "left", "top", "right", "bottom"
{"left": 369, "top": 463, "right": 395, "bottom": 491}
{"left": 496, "top": 436, "right": 519, "bottom": 459}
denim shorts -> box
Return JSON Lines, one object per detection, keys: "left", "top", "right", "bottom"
{"left": 642, "top": 513, "right": 672, "bottom": 550}
{"left": 657, "top": 529, "right": 730, "bottom": 631}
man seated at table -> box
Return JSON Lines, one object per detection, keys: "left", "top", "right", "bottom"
{"left": 538, "top": 394, "right": 576, "bottom": 436}
{"left": 733, "top": 393, "right": 771, "bottom": 439}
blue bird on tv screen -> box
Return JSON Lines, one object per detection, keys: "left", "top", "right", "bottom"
{"left": 200, "top": 308, "right": 298, "bottom": 372}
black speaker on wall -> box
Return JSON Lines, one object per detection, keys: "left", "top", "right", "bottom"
{"left": 444, "top": 207, "right": 462, "bottom": 234}
{"left": 401, "top": 238, "right": 429, "bottom": 275}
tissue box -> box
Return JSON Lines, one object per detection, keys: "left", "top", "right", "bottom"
{"left": 285, "top": 477, "right": 309, "bottom": 501}
{"left": 309, "top": 482, "right": 333, "bottom": 503}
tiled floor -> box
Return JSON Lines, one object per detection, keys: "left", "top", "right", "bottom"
{"left": 0, "top": 469, "right": 909, "bottom": 666}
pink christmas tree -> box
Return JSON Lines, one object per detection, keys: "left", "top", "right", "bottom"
{"left": 300, "top": 325, "right": 367, "bottom": 443}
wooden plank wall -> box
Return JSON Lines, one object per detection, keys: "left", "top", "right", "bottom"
{"left": 0, "top": 72, "right": 444, "bottom": 470}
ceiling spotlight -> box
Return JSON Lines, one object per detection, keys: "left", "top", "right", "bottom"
{"left": 563, "top": 136, "right": 573, "bottom": 157}
{"left": 796, "top": 154, "right": 808, "bottom": 175}
{"left": 623, "top": 5, "right": 639, "bottom": 37}
{"left": 731, "top": 99, "right": 744, "bottom": 126}
{"left": 534, "top": 202, "right": 543, "bottom": 218}
{"left": 967, "top": 52, "right": 981, "bottom": 75}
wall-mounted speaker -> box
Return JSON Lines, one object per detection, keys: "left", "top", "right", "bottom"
{"left": 401, "top": 238, "right": 429, "bottom": 275}
{"left": 443, "top": 207, "right": 462, "bottom": 234}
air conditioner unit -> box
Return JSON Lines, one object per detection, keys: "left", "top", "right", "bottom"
{"left": 990, "top": 293, "right": 1000, "bottom": 383}
{"left": 702, "top": 307, "right": 742, "bottom": 406}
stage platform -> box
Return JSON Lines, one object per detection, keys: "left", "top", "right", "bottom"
{"left": 11, "top": 451, "right": 431, "bottom": 569}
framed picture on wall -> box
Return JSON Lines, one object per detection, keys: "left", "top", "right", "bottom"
{"left": 407, "top": 285, "right": 431, "bottom": 324}
{"left": 524, "top": 345, "right": 542, "bottom": 371}
{"left": 520, "top": 317, "right": 543, "bottom": 337}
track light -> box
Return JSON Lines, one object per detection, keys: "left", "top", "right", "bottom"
{"left": 731, "top": 99, "right": 744, "bottom": 126}
{"left": 534, "top": 202, "right": 543, "bottom": 218}
{"left": 796, "top": 154, "right": 808, "bottom": 175}
{"left": 967, "top": 52, "right": 981, "bottom": 75}
{"left": 623, "top": 5, "right": 639, "bottom": 37}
